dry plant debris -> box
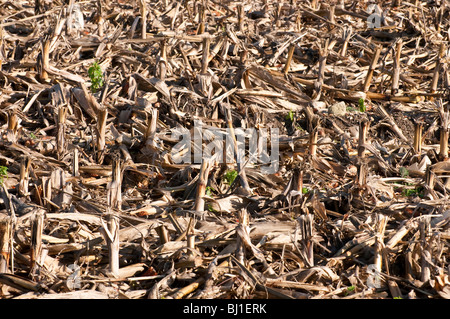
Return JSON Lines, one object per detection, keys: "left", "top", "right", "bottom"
{"left": 0, "top": 0, "right": 449, "bottom": 300}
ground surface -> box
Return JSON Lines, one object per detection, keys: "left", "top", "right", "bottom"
{"left": 0, "top": 0, "right": 449, "bottom": 299}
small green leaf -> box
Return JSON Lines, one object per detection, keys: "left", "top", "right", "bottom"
{"left": 223, "top": 170, "right": 238, "bottom": 185}
{"left": 285, "top": 110, "right": 294, "bottom": 122}
{"left": 358, "top": 98, "right": 366, "bottom": 112}
{"left": 88, "top": 62, "right": 104, "bottom": 93}
{"left": 0, "top": 166, "right": 8, "bottom": 186}
{"left": 205, "top": 186, "right": 215, "bottom": 196}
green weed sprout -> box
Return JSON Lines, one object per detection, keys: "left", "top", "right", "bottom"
{"left": 88, "top": 62, "right": 104, "bottom": 93}
{"left": 358, "top": 98, "right": 366, "bottom": 112}
{"left": 286, "top": 110, "right": 294, "bottom": 122}
{"left": 0, "top": 166, "right": 8, "bottom": 186}
{"left": 223, "top": 170, "right": 238, "bottom": 185}
{"left": 205, "top": 186, "right": 215, "bottom": 196}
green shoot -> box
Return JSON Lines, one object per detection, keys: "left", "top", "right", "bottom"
{"left": 205, "top": 186, "right": 215, "bottom": 196}
{"left": 88, "top": 62, "right": 104, "bottom": 93}
{"left": 0, "top": 166, "right": 8, "bottom": 186}
{"left": 223, "top": 170, "right": 238, "bottom": 185}
{"left": 401, "top": 186, "right": 424, "bottom": 198}
{"left": 285, "top": 110, "right": 294, "bottom": 122}
{"left": 358, "top": 98, "right": 366, "bottom": 112}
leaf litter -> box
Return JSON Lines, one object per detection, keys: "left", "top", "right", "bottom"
{"left": 0, "top": 0, "right": 449, "bottom": 300}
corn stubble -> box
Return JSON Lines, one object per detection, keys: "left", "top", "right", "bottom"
{"left": 0, "top": 0, "right": 449, "bottom": 300}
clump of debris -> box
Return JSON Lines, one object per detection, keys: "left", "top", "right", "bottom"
{"left": 0, "top": 0, "right": 449, "bottom": 299}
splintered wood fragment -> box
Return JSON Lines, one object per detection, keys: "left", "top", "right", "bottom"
{"left": 72, "top": 148, "right": 79, "bottom": 177}
{"left": 225, "top": 106, "right": 251, "bottom": 193}
{"left": 328, "top": 4, "right": 336, "bottom": 25}
{"left": 155, "top": 39, "right": 167, "bottom": 80}
{"left": 197, "top": 36, "right": 212, "bottom": 97}
{"left": 420, "top": 218, "right": 432, "bottom": 284}
{"left": 439, "top": 100, "right": 449, "bottom": 160}
{"left": 0, "top": 273, "right": 41, "bottom": 292}
{"left": 29, "top": 290, "right": 109, "bottom": 299}
{"left": 0, "top": 185, "right": 15, "bottom": 273}
{"left": 425, "top": 165, "right": 437, "bottom": 200}
{"left": 170, "top": 276, "right": 205, "bottom": 299}
{"left": 100, "top": 211, "right": 120, "bottom": 278}
{"left": 38, "top": 39, "right": 50, "bottom": 82}
{"left": 101, "top": 160, "right": 123, "bottom": 278}
{"left": 283, "top": 43, "right": 296, "bottom": 75}
{"left": 237, "top": 4, "right": 245, "bottom": 32}
{"left": 312, "top": 38, "right": 329, "bottom": 101}
{"left": 413, "top": 122, "right": 423, "bottom": 157}
{"left": 79, "top": 165, "right": 112, "bottom": 176}
{"left": 23, "top": 89, "right": 45, "bottom": 113}
{"left": 143, "top": 107, "right": 159, "bottom": 159}
{"left": 156, "top": 225, "right": 169, "bottom": 244}
{"left": 175, "top": 216, "right": 194, "bottom": 242}
{"left": 386, "top": 220, "right": 416, "bottom": 250}
{"left": 30, "top": 210, "right": 45, "bottom": 279}
{"left": 440, "top": 124, "right": 448, "bottom": 160}
{"left": 430, "top": 42, "right": 446, "bottom": 98}
{"left": 96, "top": 106, "right": 108, "bottom": 161}
{"left": 6, "top": 111, "right": 18, "bottom": 143}
{"left": 391, "top": 39, "right": 403, "bottom": 95}
{"left": 208, "top": 36, "right": 225, "bottom": 64}
{"left": 388, "top": 280, "right": 403, "bottom": 299}
{"left": 235, "top": 209, "right": 248, "bottom": 264}
{"left": 168, "top": 212, "right": 184, "bottom": 235}
{"left": 198, "top": 2, "right": 206, "bottom": 34}
{"left": 187, "top": 234, "right": 196, "bottom": 254}
{"left": 340, "top": 26, "right": 352, "bottom": 57}
{"left": 50, "top": 167, "right": 72, "bottom": 208}
{"left": 373, "top": 214, "right": 388, "bottom": 274}
{"left": 357, "top": 120, "right": 369, "bottom": 186}
{"left": 275, "top": 3, "right": 282, "bottom": 27}
{"left": 295, "top": 214, "right": 315, "bottom": 268}
{"left": 0, "top": 214, "right": 12, "bottom": 273}
{"left": 169, "top": 260, "right": 228, "bottom": 299}
{"left": 72, "top": 87, "right": 97, "bottom": 119}
{"left": 56, "top": 106, "right": 67, "bottom": 161}
{"left": 18, "top": 156, "right": 31, "bottom": 197}
{"left": 309, "top": 127, "right": 318, "bottom": 157}
{"left": 139, "top": 0, "right": 147, "bottom": 39}
{"left": 107, "top": 158, "right": 123, "bottom": 211}
{"left": 363, "top": 45, "right": 381, "bottom": 92}
{"left": 265, "top": 278, "right": 329, "bottom": 292}
{"left": 194, "top": 159, "right": 212, "bottom": 212}
{"left": 236, "top": 209, "right": 276, "bottom": 275}
{"left": 358, "top": 120, "right": 369, "bottom": 159}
